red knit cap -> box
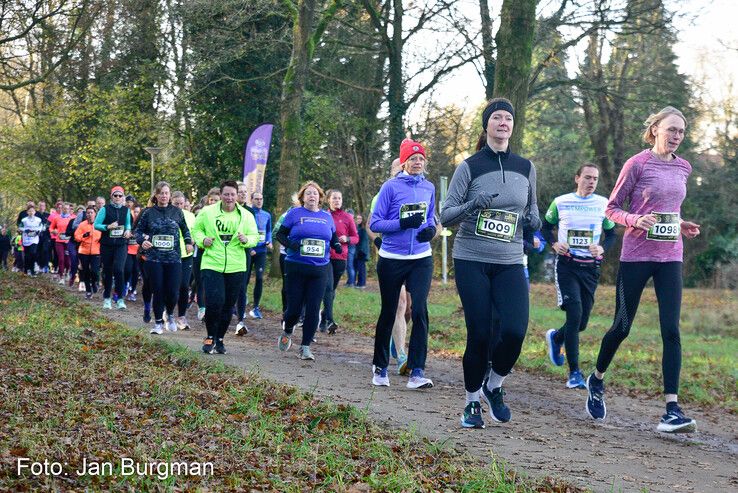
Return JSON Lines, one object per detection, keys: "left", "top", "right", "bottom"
{"left": 110, "top": 185, "right": 125, "bottom": 196}
{"left": 399, "top": 139, "right": 426, "bottom": 164}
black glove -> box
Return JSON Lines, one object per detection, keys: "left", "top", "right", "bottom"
{"left": 288, "top": 240, "right": 301, "bottom": 251}
{"left": 399, "top": 213, "right": 424, "bottom": 230}
{"left": 373, "top": 237, "right": 382, "bottom": 249}
{"left": 332, "top": 243, "right": 343, "bottom": 254}
{"left": 471, "top": 192, "right": 499, "bottom": 210}
{"left": 416, "top": 226, "right": 435, "bottom": 243}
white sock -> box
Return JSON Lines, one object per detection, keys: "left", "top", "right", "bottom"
{"left": 466, "top": 390, "right": 481, "bottom": 404}
{"left": 486, "top": 370, "right": 506, "bottom": 391}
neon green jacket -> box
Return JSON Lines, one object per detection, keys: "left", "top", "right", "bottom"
{"left": 192, "top": 202, "right": 258, "bottom": 273}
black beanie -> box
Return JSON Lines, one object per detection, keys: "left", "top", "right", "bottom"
{"left": 482, "top": 100, "right": 515, "bottom": 130}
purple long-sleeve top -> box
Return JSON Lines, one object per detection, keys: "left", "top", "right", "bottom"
{"left": 606, "top": 149, "right": 692, "bottom": 263}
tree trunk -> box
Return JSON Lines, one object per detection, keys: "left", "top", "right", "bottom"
{"left": 386, "top": 0, "right": 405, "bottom": 152}
{"left": 478, "top": 0, "right": 495, "bottom": 99}
{"left": 492, "top": 0, "right": 536, "bottom": 152}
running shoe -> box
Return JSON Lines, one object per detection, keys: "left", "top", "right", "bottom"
{"left": 406, "top": 368, "right": 433, "bottom": 389}
{"left": 460, "top": 401, "right": 485, "bottom": 429}
{"left": 235, "top": 319, "right": 248, "bottom": 336}
{"left": 372, "top": 366, "right": 389, "bottom": 387}
{"left": 102, "top": 298, "right": 112, "bottom": 310}
{"left": 143, "top": 303, "right": 151, "bottom": 323}
{"left": 214, "top": 339, "right": 227, "bottom": 355}
{"left": 567, "top": 370, "right": 587, "bottom": 389}
{"left": 481, "top": 383, "right": 511, "bottom": 423}
{"left": 397, "top": 353, "right": 409, "bottom": 376}
{"left": 545, "top": 329, "right": 564, "bottom": 366}
{"left": 176, "top": 316, "right": 190, "bottom": 331}
{"left": 297, "top": 317, "right": 304, "bottom": 327}
{"left": 112, "top": 293, "right": 118, "bottom": 302}
{"left": 197, "top": 307, "right": 206, "bottom": 321}
{"left": 85, "top": 292, "right": 92, "bottom": 300}
{"left": 78, "top": 282, "right": 85, "bottom": 292}
{"left": 166, "top": 315, "right": 177, "bottom": 332}
{"left": 585, "top": 373, "right": 607, "bottom": 421}
{"left": 657, "top": 404, "right": 696, "bottom": 433}
{"left": 126, "top": 291, "right": 137, "bottom": 302}
{"left": 249, "top": 307, "right": 263, "bottom": 319}
{"left": 150, "top": 323, "right": 164, "bottom": 335}
{"left": 202, "top": 337, "right": 214, "bottom": 354}
{"left": 319, "top": 319, "right": 327, "bottom": 333}
{"left": 278, "top": 328, "right": 292, "bottom": 352}
{"left": 58, "top": 277, "right": 65, "bottom": 285}
{"left": 298, "top": 345, "right": 315, "bottom": 360}
{"left": 116, "top": 299, "right": 126, "bottom": 310}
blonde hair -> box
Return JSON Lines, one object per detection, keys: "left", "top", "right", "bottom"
{"left": 643, "top": 106, "right": 687, "bottom": 145}
{"left": 297, "top": 181, "right": 325, "bottom": 206}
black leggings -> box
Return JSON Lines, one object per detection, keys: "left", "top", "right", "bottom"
{"left": 78, "top": 254, "right": 100, "bottom": 293}
{"left": 145, "top": 261, "right": 182, "bottom": 322}
{"left": 201, "top": 269, "right": 244, "bottom": 340}
{"left": 373, "top": 256, "right": 433, "bottom": 371}
{"left": 283, "top": 261, "right": 329, "bottom": 347}
{"left": 596, "top": 261, "right": 683, "bottom": 394}
{"left": 100, "top": 244, "right": 127, "bottom": 299}
{"left": 177, "top": 256, "right": 193, "bottom": 317}
{"left": 279, "top": 253, "right": 287, "bottom": 314}
{"left": 455, "top": 259, "right": 529, "bottom": 393}
{"left": 553, "top": 257, "right": 600, "bottom": 372}
{"left": 139, "top": 258, "right": 152, "bottom": 304}
{"left": 247, "top": 251, "right": 267, "bottom": 308}
{"left": 322, "top": 259, "right": 346, "bottom": 323}
{"left": 125, "top": 253, "right": 139, "bottom": 292}
{"left": 23, "top": 243, "right": 38, "bottom": 274}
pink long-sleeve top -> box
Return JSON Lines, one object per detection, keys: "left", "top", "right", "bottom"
{"left": 606, "top": 149, "right": 691, "bottom": 263}
{"left": 329, "top": 208, "right": 359, "bottom": 261}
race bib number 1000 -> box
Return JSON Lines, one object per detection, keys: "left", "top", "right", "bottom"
{"left": 152, "top": 234, "right": 175, "bottom": 250}
{"left": 567, "top": 229, "right": 593, "bottom": 247}
{"left": 475, "top": 209, "right": 518, "bottom": 242}
{"left": 647, "top": 212, "right": 680, "bottom": 242}
{"left": 399, "top": 202, "right": 428, "bottom": 220}
{"left": 300, "top": 239, "right": 325, "bottom": 257}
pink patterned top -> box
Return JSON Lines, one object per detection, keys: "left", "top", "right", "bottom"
{"left": 606, "top": 149, "right": 691, "bottom": 262}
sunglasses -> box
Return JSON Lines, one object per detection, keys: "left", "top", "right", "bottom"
{"left": 112, "top": 193, "right": 124, "bottom": 198}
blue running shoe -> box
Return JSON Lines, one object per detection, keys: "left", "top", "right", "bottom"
{"left": 657, "top": 404, "right": 696, "bottom": 433}
{"left": 545, "top": 329, "right": 564, "bottom": 366}
{"left": 249, "top": 307, "right": 263, "bottom": 319}
{"left": 585, "top": 373, "right": 606, "bottom": 420}
{"left": 460, "top": 401, "right": 485, "bottom": 429}
{"left": 567, "top": 370, "right": 587, "bottom": 389}
{"left": 481, "top": 381, "right": 511, "bottom": 423}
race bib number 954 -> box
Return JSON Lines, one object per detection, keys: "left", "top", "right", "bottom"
{"left": 647, "top": 212, "right": 680, "bottom": 242}
{"left": 475, "top": 209, "right": 518, "bottom": 242}
{"left": 300, "top": 239, "right": 325, "bottom": 257}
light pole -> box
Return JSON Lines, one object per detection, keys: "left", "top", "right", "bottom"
{"left": 144, "top": 147, "right": 162, "bottom": 195}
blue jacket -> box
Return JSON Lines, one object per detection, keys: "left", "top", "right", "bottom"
{"left": 251, "top": 207, "right": 272, "bottom": 254}
{"left": 370, "top": 172, "right": 436, "bottom": 257}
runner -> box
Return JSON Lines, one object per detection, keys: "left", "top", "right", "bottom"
{"left": 193, "top": 190, "right": 222, "bottom": 321}
{"left": 74, "top": 206, "right": 102, "bottom": 298}
{"left": 49, "top": 203, "right": 75, "bottom": 284}
{"left": 320, "top": 189, "right": 358, "bottom": 334}
{"left": 36, "top": 201, "right": 51, "bottom": 273}
{"left": 124, "top": 204, "right": 141, "bottom": 301}
{"left": 191, "top": 180, "right": 258, "bottom": 354}
{"left": 94, "top": 186, "right": 133, "bottom": 310}
{"left": 353, "top": 214, "right": 369, "bottom": 288}
{"left": 370, "top": 139, "right": 437, "bottom": 389}
{"left": 19, "top": 205, "right": 44, "bottom": 276}
{"left": 135, "top": 182, "right": 193, "bottom": 335}
{"left": 274, "top": 181, "right": 341, "bottom": 360}
{"left": 541, "top": 164, "right": 616, "bottom": 389}
{"left": 172, "top": 191, "right": 196, "bottom": 331}
{"left": 0, "top": 225, "right": 10, "bottom": 270}
{"left": 242, "top": 191, "right": 271, "bottom": 324}
{"left": 440, "top": 98, "right": 540, "bottom": 428}
{"left": 584, "top": 106, "right": 701, "bottom": 433}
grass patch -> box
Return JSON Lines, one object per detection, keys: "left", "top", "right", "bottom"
{"left": 255, "top": 276, "right": 738, "bottom": 412}
{"left": 0, "top": 272, "right": 579, "bottom": 491}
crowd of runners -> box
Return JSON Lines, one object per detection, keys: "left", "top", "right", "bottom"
{"left": 2, "top": 101, "right": 700, "bottom": 435}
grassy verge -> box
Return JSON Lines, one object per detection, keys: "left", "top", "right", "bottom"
{"left": 0, "top": 272, "right": 579, "bottom": 492}
{"left": 256, "top": 276, "right": 738, "bottom": 412}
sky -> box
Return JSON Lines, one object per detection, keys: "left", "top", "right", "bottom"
{"left": 417, "top": 0, "right": 738, "bottom": 121}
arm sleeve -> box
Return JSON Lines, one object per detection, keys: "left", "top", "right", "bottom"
{"left": 191, "top": 212, "right": 207, "bottom": 249}
{"left": 125, "top": 209, "right": 132, "bottom": 230}
{"left": 601, "top": 225, "right": 617, "bottom": 253}
{"left": 265, "top": 214, "right": 273, "bottom": 244}
{"left": 541, "top": 219, "right": 557, "bottom": 246}
{"left": 330, "top": 231, "right": 341, "bottom": 248}
{"left": 606, "top": 157, "right": 642, "bottom": 228}
{"left": 369, "top": 183, "right": 402, "bottom": 233}
{"left": 274, "top": 225, "right": 291, "bottom": 247}
{"left": 93, "top": 207, "right": 107, "bottom": 232}
{"left": 439, "top": 162, "right": 477, "bottom": 227}
{"left": 237, "top": 209, "right": 260, "bottom": 249}
{"left": 135, "top": 209, "right": 149, "bottom": 245}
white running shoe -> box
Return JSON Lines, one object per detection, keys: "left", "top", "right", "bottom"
{"left": 372, "top": 366, "right": 390, "bottom": 387}
{"left": 166, "top": 315, "right": 177, "bottom": 332}
{"left": 150, "top": 323, "right": 164, "bottom": 335}
{"left": 176, "top": 316, "right": 190, "bottom": 331}
{"left": 235, "top": 319, "right": 248, "bottom": 336}
{"left": 78, "top": 282, "right": 85, "bottom": 292}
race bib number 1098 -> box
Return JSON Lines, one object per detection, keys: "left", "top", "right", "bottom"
{"left": 646, "top": 212, "right": 680, "bottom": 242}
{"left": 475, "top": 209, "right": 518, "bottom": 242}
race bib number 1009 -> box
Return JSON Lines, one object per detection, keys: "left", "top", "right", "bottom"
{"left": 647, "top": 212, "right": 680, "bottom": 242}
{"left": 475, "top": 209, "right": 518, "bottom": 242}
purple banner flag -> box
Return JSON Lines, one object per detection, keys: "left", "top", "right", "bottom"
{"left": 242, "top": 123, "right": 273, "bottom": 205}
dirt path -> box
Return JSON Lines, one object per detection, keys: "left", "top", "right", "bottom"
{"left": 67, "top": 283, "right": 736, "bottom": 493}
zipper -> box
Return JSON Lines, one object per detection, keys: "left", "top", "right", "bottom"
{"left": 498, "top": 154, "right": 506, "bottom": 183}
